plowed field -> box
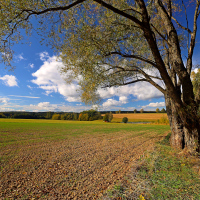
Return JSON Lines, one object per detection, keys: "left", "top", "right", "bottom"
{"left": 0, "top": 119, "right": 170, "bottom": 199}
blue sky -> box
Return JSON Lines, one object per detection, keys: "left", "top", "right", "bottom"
{"left": 0, "top": 42, "right": 197, "bottom": 114}
{"left": 0, "top": 38, "right": 166, "bottom": 112}
{"left": 0, "top": 4, "right": 199, "bottom": 113}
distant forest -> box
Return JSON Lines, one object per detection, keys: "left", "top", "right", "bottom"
{"left": 0, "top": 110, "right": 165, "bottom": 120}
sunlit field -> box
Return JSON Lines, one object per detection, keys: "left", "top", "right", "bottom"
{"left": 0, "top": 119, "right": 170, "bottom": 199}
{"left": 112, "top": 113, "right": 168, "bottom": 122}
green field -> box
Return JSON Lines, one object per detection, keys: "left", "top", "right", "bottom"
{"left": 0, "top": 119, "right": 170, "bottom": 147}
{"left": 0, "top": 119, "right": 170, "bottom": 199}
{"left": 1, "top": 119, "right": 199, "bottom": 200}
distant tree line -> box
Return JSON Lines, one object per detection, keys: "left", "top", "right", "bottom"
{"left": 52, "top": 113, "right": 79, "bottom": 120}
{"left": 0, "top": 111, "right": 78, "bottom": 120}
{"left": 0, "top": 112, "right": 54, "bottom": 119}
{"left": 0, "top": 109, "right": 166, "bottom": 120}
{"left": 52, "top": 110, "right": 102, "bottom": 121}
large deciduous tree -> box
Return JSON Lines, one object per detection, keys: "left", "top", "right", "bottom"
{"left": 1, "top": 0, "right": 200, "bottom": 153}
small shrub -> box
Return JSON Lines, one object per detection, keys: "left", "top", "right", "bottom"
{"left": 155, "top": 116, "right": 169, "bottom": 125}
{"left": 122, "top": 117, "right": 128, "bottom": 123}
{"left": 108, "top": 112, "right": 113, "bottom": 122}
{"left": 156, "top": 108, "right": 160, "bottom": 113}
{"left": 103, "top": 112, "right": 113, "bottom": 122}
{"left": 103, "top": 113, "right": 109, "bottom": 122}
{"left": 160, "top": 108, "right": 166, "bottom": 113}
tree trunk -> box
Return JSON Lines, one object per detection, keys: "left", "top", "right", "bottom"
{"left": 165, "top": 94, "right": 184, "bottom": 149}
{"left": 165, "top": 94, "right": 200, "bottom": 153}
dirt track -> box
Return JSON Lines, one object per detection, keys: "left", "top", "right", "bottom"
{"left": 0, "top": 130, "right": 168, "bottom": 199}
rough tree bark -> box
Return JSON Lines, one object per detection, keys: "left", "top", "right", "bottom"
{"left": 165, "top": 93, "right": 200, "bottom": 153}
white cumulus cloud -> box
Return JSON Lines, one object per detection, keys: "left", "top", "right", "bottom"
{"left": 0, "top": 75, "right": 18, "bottom": 87}
{"left": 98, "top": 82, "right": 163, "bottom": 101}
{"left": 31, "top": 53, "right": 81, "bottom": 102}
{"left": 39, "top": 51, "right": 50, "bottom": 61}
{"left": 143, "top": 102, "right": 165, "bottom": 108}
{"left": 102, "top": 96, "right": 128, "bottom": 108}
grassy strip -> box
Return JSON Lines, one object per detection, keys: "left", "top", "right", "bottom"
{"left": 103, "top": 133, "right": 200, "bottom": 200}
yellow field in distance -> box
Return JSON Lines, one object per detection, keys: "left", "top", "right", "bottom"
{"left": 113, "top": 113, "right": 167, "bottom": 119}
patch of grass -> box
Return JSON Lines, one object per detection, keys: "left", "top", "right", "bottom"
{"left": 141, "top": 142, "right": 200, "bottom": 199}
{"left": 104, "top": 133, "right": 200, "bottom": 200}
{"left": 106, "top": 184, "right": 126, "bottom": 199}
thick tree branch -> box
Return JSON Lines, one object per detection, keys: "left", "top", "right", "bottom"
{"left": 93, "top": 0, "right": 143, "bottom": 27}
{"left": 6, "top": 0, "right": 86, "bottom": 40}
{"left": 166, "top": 0, "right": 172, "bottom": 19}
{"left": 9, "top": 0, "right": 86, "bottom": 23}
{"left": 155, "top": 0, "right": 195, "bottom": 105}
{"left": 102, "top": 62, "right": 165, "bottom": 93}
{"left": 102, "top": 78, "right": 148, "bottom": 88}
{"left": 105, "top": 51, "right": 158, "bottom": 68}
{"left": 150, "top": 23, "right": 169, "bottom": 45}
{"left": 136, "top": 0, "right": 184, "bottom": 106}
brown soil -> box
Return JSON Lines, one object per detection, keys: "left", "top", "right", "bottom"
{"left": 0, "top": 131, "right": 168, "bottom": 199}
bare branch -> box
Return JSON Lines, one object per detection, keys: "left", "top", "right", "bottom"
{"left": 137, "top": 68, "right": 166, "bottom": 94}
{"left": 171, "top": 16, "right": 192, "bottom": 34}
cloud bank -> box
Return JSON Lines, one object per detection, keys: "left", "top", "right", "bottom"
{"left": 29, "top": 52, "right": 165, "bottom": 111}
